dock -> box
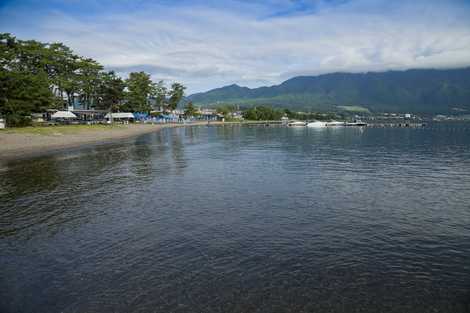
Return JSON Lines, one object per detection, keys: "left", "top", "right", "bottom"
{"left": 367, "top": 122, "right": 426, "bottom": 128}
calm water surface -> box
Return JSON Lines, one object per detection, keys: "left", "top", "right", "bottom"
{"left": 1, "top": 125, "right": 470, "bottom": 313}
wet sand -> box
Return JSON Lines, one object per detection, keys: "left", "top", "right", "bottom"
{"left": 0, "top": 122, "right": 221, "bottom": 161}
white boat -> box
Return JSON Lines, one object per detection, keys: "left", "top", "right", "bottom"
{"left": 325, "top": 120, "right": 345, "bottom": 127}
{"left": 307, "top": 121, "right": 327, "bottom": 128}
{"left": 288, "top": 121, "right": 307, "bottom": 127}
{"left": 345, "top": 120, "right": 367, "bottom": 127}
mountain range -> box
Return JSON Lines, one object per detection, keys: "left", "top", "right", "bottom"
{"left": 188, "top": 68, "right": 470, "bottom": 114}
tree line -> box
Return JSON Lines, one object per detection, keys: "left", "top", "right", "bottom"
{"left": 0, "top": 33, "right": 186, "bottom": 126}
{"left": 242, "top": 106, "right": 284, "bottom": 120}
{"left": 242, "top": 106, "right": 339, "bottom": 121}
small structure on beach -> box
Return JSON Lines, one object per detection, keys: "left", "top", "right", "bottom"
{"left": 72, "top": 109, "right": 107, "bottom": 122}
{"left": 105, "top": 112, "right": 135, "bottom": 123}
{"left": 51, "top": 111, "right": 77, "bottom": 119}
{"left": 198, "top": 109, "right": 224, "bottom": 121}
{"left": 31, "top": 113, "right": 46, "bottom": 123}
{"left": 0, "top": 118, "right": 5, "bottom": 129}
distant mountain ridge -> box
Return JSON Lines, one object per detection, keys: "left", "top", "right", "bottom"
{"left": 188, "top": 68, "right": 470, "bottom": 113}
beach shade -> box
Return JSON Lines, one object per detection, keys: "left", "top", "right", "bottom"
{"left": 105, "top": 113, "right": 135, "bottom": 119}
{"left": 133, "top": 112, "right": 149, "bottom": 120}
{"left": 51, "top": 111, "right": 77, "bottom": 119}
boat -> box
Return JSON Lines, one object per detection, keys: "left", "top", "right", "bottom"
{"left": 345, "top": 120, "right": 367, "bottom": 127}
{"left": 288, "top": 121, "right": 307, "bottom": 127}
{"left": 307, "top": 121, "right": 327, "bottom": 128}
{"left": 325, "top": 120, "right": 345, "bottom": 127}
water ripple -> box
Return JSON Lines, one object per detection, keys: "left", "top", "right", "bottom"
{"left": 1, "top": 125, "right": 470, "bottom": 312}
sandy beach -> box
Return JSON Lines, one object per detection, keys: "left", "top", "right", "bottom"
{"left": 0, "top": 121, "right": 221, "bottom": 161}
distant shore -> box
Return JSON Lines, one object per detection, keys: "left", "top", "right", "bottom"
{"left": 0, "top": 121, "right": 226, "bottom": 162}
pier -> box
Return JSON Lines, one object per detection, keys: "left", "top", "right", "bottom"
{"left": 367, "top": 122, "right": 426, "bottom": 128}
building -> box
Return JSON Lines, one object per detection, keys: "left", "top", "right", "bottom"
{"left": 104, "top": 112, "right": 135, "bottom": 123}
{"left": 229, "top": 111, "right": 244, "bottom": 120}
{"left": 72, "top": 110, "right": 108, "bottom": 122}
{"left": 198, "top": 109, "right": 223, "bottom": 121}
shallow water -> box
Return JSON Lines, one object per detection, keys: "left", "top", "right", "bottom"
{"left": 1, "top": 124, "right": 470, "bottom": 313}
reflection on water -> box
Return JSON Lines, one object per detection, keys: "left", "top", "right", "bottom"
{"left": 1, "top": 125, "right": 470, "bottom": 313}
{"left": 0, "top": 157, "right": 63, "bottom": 198}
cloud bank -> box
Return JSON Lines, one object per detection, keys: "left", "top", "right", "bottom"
{"left": 1, "top": 0, "right": 470, "bottom": 93}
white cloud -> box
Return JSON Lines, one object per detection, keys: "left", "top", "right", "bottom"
{"left": 1, "top": 0, "right": 470, "bottom": 93}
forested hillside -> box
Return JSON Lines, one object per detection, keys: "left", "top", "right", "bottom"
{"left": 189, "top": 68, "right": 470, "bottom": 113}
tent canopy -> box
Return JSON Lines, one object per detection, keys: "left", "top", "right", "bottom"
{"left": 51, "top": 111, "right": 77, "bottom": 119}
{"left": 105, "top": 112, "right": 135, "bottom": 119}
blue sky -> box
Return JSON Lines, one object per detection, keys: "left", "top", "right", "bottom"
{"left": 1, "top": 0, "right": 470, "bottom": 93}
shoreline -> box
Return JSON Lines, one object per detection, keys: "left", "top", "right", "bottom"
{"left": 0, "top": 121, "right": 225, "bottom": 162}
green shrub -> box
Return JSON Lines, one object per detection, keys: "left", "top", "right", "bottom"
{"left": 6, "top": 114, "right": 32, "bottom": 127}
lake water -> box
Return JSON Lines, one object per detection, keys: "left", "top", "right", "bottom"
{"left": 1, "top": 124, "right": 470, "bottom": 313}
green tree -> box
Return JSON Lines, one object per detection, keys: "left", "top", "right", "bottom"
{"left": 167, "top": 82, "right": 186, "bottom": 111}
{"left": 215, "top": 104, "right": 236, "bottom": 116}
{"left": 242, "top": 106, "right": 283, "bottom": 120}
{"left": 77, "top": 57, "right": 103, "bottom": 109}
{"left": 12, "top": 39, "right": 48, "bottom": 74}
{"left": 184, "top": 101, "right": 197, "bottom": 117}
{"left": 0, "top": 71, "right": 54, "bottom": 126}
{"left": 0, "top": 33, "right": 184, "bottom": 125}
{"left": 125, "top": 71, "right": 154, "bottom": 112}
{"left": 152, "top": 80, "right": 167, "bottom": 110}
{"left": 60, "top": 55, "right": 81, "bottom": 109}
{"left": 0, "top": 33, "right": 56, "bottom": 126}
{"left": 0, "top": 33, "right": 16, "bottom": 69}
{"left": 97, "top": 71, "right": 125, "bottom": 112}
{"left": 45, "top": 42, "right": 78, "bottom": 108}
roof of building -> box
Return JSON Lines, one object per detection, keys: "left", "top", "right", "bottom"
{"left": 105, "top": 112, "right": 135, "bottom": 119}
{"left": 51, "top": 111, "right": 77, "bottom": 119}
